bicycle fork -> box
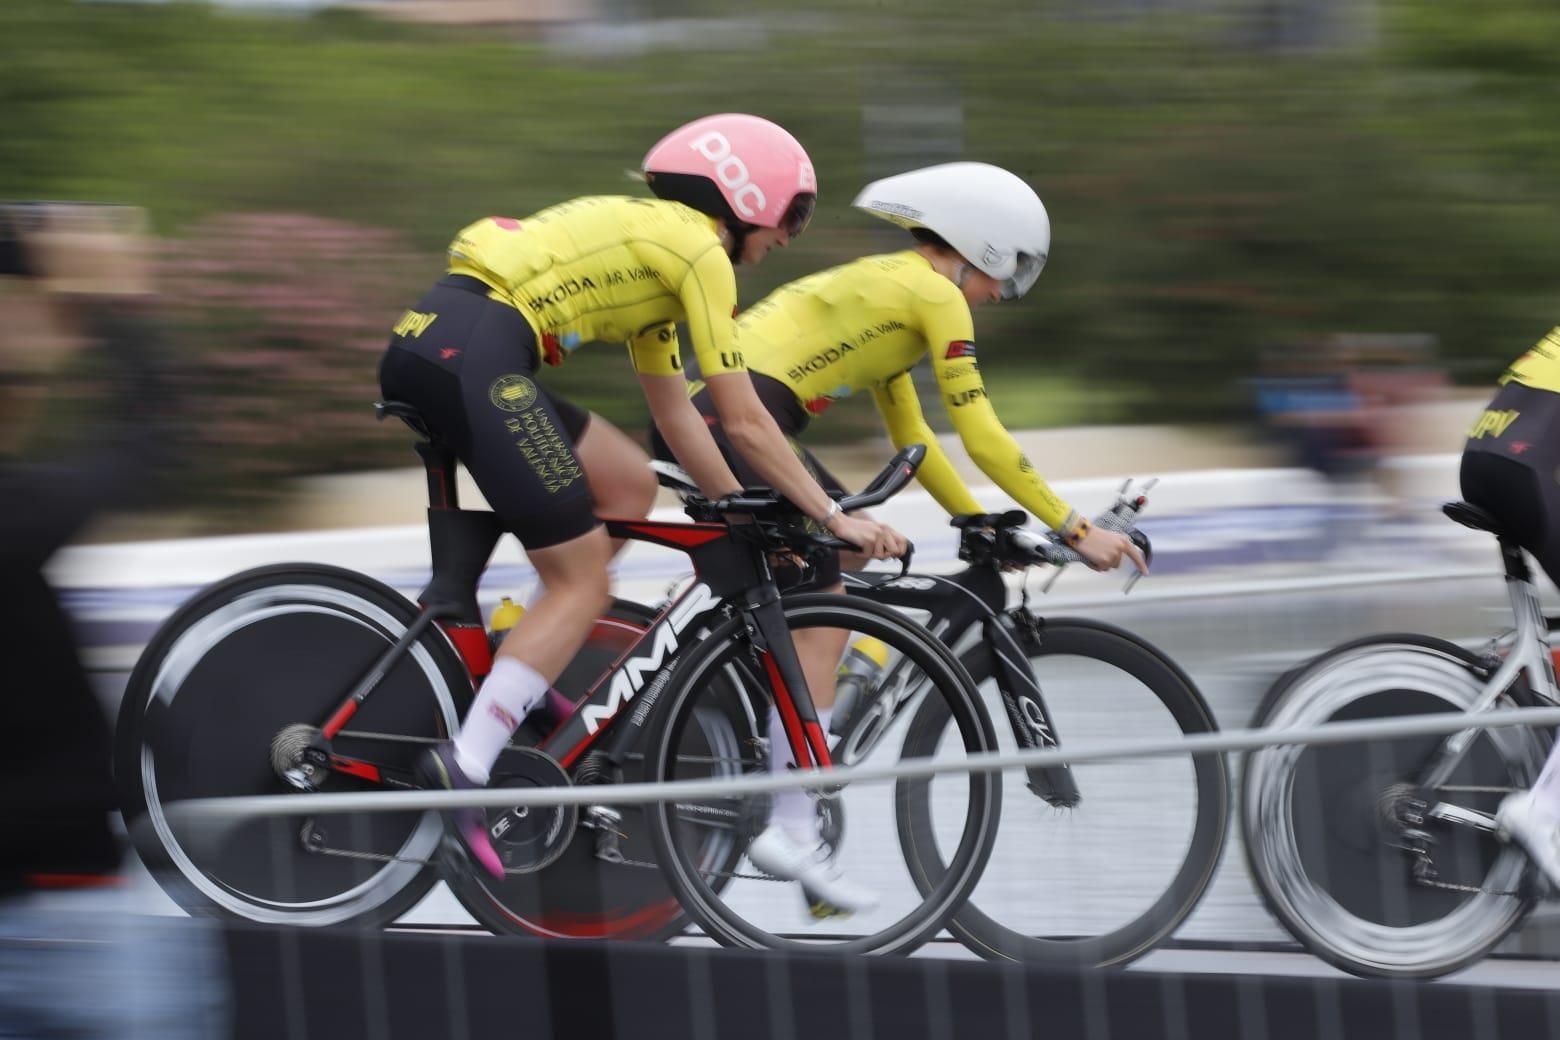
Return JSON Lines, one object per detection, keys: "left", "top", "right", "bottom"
{"left": 744, "top": 585, "right": 832, "bottom": 773}
{"left": 1000, "top": 612, "right": 1081, "bottom": 808}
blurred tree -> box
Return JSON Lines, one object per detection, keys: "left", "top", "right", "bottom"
{"left": 156, "top": 213, "right": 427, "bottom": 513}
{"left": 6, "top": 0, "right": 1560, "bottom": 512}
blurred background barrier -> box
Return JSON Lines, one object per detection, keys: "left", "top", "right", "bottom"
{"left": 214, "top": 919, "right": 1557, "bottom": 1040}
{"left": 49, "top": 455, "right": 1491, "bottom": 637}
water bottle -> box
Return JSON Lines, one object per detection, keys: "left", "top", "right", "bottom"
{"left": 488, "top": 596, "right": 525, "bottom": 654}
{"left": 830, "top": 636, "right": 890, "bottom": 737}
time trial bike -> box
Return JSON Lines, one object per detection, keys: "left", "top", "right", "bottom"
{"left": 1242, "top": 500, "right": 1557, "bottom": 978}
{"left": 115, "top": 402, "right": 999, "bottom": 955}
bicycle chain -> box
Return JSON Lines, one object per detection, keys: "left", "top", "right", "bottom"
{"left": 1401, "top": 783, "right": 1524, "bottom": 896}
{"left": 313, "top": 731, "right": 772, "bottom": 878}
{"left": 570, "top": 848, "right": 780, "bottom": 885}
{"left": 299, "top": 821, "right": 786, "bottom": 883}
{"left": 1419, "top": 876, "right": 1519, "bottom": 896}
{"left": 333, "top": 729, "right": 753, "bottom": 770}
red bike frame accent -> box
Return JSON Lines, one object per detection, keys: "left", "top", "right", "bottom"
{"left": 760, "top": 650, "right": 832, "bottom": 771}
{"left": 440, "top": 622, "right": 494, "bottom": 679}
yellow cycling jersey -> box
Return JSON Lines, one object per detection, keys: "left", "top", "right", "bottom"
{"left": 446, "top": 196, "right": 746, "bottom": 379}
{"left": 740, "top": 251, "right": 1082, "bottom": 535}
{"left": 1500, "top": 326, "right": 1560, "bottom": 395}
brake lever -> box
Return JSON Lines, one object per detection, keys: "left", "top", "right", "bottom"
{"left": 1121, "top": 529, "right": 1152, "bottom": 594}
{"left": 813, "top": 535, "right": 915, "bottom": 576}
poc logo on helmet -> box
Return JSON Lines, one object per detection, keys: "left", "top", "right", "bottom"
{"left": 797, "top": 161, "right": 817, "bottom": 193}
{"left": 689, "top": 130, "right": 767, "bottom": 220}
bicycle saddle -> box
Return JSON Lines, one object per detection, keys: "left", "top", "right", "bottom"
{"left": 374, "top": 400, "right": 435, "bottom": 442}
{"left": 1442, "top": 500, "right": 1511, "bottom": 539}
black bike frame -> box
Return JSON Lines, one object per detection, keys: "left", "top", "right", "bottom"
{"left": 841, "top": 564, "right": 1080, "bottom": 804}
{"left": 312, "top": 433, "right": 833, "bottom": 787}
{"left": 541, "top": 517, "right": 830, "bottom": 773}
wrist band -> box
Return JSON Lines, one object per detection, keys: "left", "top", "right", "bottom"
{"left": 821, "top": 501, "right": 842, "bottom": 527}
{"left": 1062, "top": 514, "right": 1091, "bottom": 547}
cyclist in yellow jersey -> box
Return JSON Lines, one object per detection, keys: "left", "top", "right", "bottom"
{"left": 379, "top": 115, "right": 908, "bottom": 886}
{"left": 1462, "top": 326, "right": 1560, "bottom": 886}
{"left": 651, "top": 163, "right": 1144, "bottom": 906}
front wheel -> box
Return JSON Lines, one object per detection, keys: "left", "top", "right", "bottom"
{"left": 114, "top": 565, "right": 471, "bottom": 927}
{"left": 1242, "top": 634, "right": 1546, "bottom": 978}
{"left": 896, "top": 617, "right": 1229, "bottom": 967}
{"left": 643, "top": 594, "right": 1000, "bottom": 954}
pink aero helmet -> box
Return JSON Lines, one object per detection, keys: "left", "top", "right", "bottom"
{"left": 641, "top": 114, "right": 817, "bottom": 237}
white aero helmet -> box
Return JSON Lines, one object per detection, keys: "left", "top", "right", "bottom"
{"left": 852, "top": 162, "right": 1050, "bottom": 300}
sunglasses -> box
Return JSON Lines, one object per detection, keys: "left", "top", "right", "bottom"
{"left": 780, "top": 193, "right": 816, "bottom": 238}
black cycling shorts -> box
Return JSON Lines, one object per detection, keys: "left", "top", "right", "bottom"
{"left": 649, "top": 372, "right": 847, "bottom": 588}
{"left": 1460, "top": 380, "right": 1560, "bottom": 587}
{"left": 379, "top": 275, "right": 597, "bottom": 550}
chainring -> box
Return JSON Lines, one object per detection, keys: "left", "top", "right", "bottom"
{"left": 481, "top": 747, "right": 579, "bottom": 875}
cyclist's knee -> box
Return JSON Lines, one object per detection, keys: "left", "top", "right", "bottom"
{"left": 610, "top": 456, "right": 657, "bottom": 518}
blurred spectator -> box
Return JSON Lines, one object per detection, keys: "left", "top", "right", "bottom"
{"left": 0, "top": 203, "right": 228, "bottom": 1038}
{"left": 1251, "top": 334, "right": 1451, "bottom": 559}
{"left": 1338, "top": 333, "right": 1451, "bottom": 515}
{"left": 1250, "top": 340, "right": 1378, "bottom": 558}
{"left": 1252, "top": 340, "right": 1377, "bottom": 484}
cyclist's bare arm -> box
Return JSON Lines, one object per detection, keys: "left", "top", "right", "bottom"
{"left": 639, "top": 372, "right": 744, "bottom": 500}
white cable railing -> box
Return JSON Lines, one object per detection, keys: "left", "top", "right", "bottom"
{"left": 165, "top": 704, "right": 1560, "bottom": 823}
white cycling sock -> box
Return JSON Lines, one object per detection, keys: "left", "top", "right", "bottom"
{"left": 767, "top": 706, "right": 831, "bottom": 845}
{"left": 453, "top": 656, "right": 549, "bottom": 784}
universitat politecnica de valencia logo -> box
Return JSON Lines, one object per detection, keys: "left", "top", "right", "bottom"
{"left": 489, "top": 374, "right": 539, "bottom": 413}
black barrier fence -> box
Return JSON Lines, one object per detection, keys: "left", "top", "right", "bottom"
{"left": 222, "top": 924, "right": 1556, "bottom": 1040}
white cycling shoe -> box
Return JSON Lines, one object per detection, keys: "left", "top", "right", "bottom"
{"left": 746, "top": 825, "right": 880, "bottom": 919}
{"left": 1496, "top": 790, "right": 1560, "bottom": 891}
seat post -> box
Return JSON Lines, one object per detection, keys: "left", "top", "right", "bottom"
{"left": 414, "top": 440, "right": 461, "bottom": 511}
{"left": 1499, "top": 535, "right": 1532, "bottom": 584}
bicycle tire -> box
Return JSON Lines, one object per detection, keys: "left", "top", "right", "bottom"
{"left": 1241, "top": 632, "right": 1546, "bottom": 978}
{"left": 897, "top": 617, "right": 1228, "bottom": 967}
{"left": 643, "top": 593, "right": 1000, "bottom": 954}
{"left": 443, "top": 598, "right": 749, "bottom": 940}
{"left": 114, "top": 564, "right": 471, "bottom": 927}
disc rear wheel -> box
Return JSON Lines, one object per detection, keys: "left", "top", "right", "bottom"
{"left": 114, "top": 565, "right": 470, "bottom": 927}
{"left": 1242, "top": 635, "right": 1544, "bottom": 978}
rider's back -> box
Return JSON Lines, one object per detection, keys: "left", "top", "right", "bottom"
{"left": 447, "top": 196, "right": 739, "bottom": 374}
{"left": 739, "top": 250, "right": 971, "bottom": 409}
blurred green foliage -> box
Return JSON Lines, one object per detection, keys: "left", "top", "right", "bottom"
{"left": 5, "top": 0, "right": 1560, "bottom": 504}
